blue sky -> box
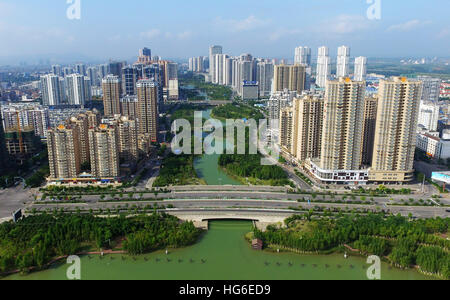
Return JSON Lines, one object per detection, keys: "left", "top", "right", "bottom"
{"left": 0, "top": 0, "right": 449, "bottom": 63}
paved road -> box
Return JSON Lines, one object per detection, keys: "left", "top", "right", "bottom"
{"left": 26, "top": 198, "right": 449, "bottom": 219}
{"left": 0, "top": 186, "right": 35, "bottom": 218}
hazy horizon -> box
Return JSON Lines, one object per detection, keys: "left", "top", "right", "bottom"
{"left": 0, "top": 0, "right": 449, "bottom": 65}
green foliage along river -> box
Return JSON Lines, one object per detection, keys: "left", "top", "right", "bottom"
{"left": 3, "top": 221, "right": 431, "bottom": 280}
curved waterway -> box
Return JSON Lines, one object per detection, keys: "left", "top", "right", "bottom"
{"left": 193, "top": 109, "right": 242, "bottom": 185}
{"left": 4, "top": 220, "right": 430, "bottom": 280}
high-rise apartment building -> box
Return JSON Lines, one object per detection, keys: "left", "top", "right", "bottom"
{"left": 138, "top": 47, "right": 152, "bottom": 64}
{"left": 41, "top": 74, "right": 65, "bottom": 106}
{"left": 354, "top": 56, "right": 368, "bottom": 82}
{"left": 120, "top": 95, "right": 139, "bottom": 118}
{"left": 418, "top": 101, "right": 439, "bottom": 132}
{"left": 87, "top": 67, "right": 100, "bottom": 87}
{"left": 209, "top": 45, "right": 223, "bottom": 83}
{"left": 273, "top": 64, "right": 306, "bottom": 94}
{"left": 66, "top": 74, "right": 88, "bottom": 106}
{"left": 319, "top": 78, "right": 365, "bottom": 171}
{"left": 306, "top": 78, "right": 368, "bottom": 184}
{"left": 122, "top": 66, "right": 138, "bottom": 96}
{"left": 316, "top": 47, "right": 331, "bottom": 88}
{"left": 256, "top": 61, "right": 274, "bottom": 97}
{"left": 68, "top": 114, "right": 90, "bottom": 165}
{"left": 370, "top": 77, "right": 423, "bottom": 182}
{"left": 417, "top": 76, "right": 441, "bottom": 102}
{"left": 279, "top": 95, "right": 323, "bottom": 162}
{"left": 0, "top": 113, "right": 8, "bottom": 172}
{"left": 102, "top": 75, "right": 121, "bottom": 117}
{"left": 47, "top": 124, "right": 81, "bottom": 179}
{"left": 88, "top": 124, "right": 120, "bottom": 178}
{"left": 336, "top": 46, "right": 351, "bottom": 78}
{"left": 362, "top": 95, "right": 378, "bottom": 166}
{"left": 113, "top": 116, "right": 139, "bottom": 164}
{"left": 75, "top": 63, "right": 87, "bottom": 76}
{"left": 136, "top": 79, "right": 159, "bottom": 142}
{"left": 294, "top": 46, "right": 312, "bottom": 66}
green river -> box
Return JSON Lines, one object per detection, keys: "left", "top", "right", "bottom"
{"left": 3, "top": 109, "right": 432, "bottom": 280}
{"left": 4, "top": 220, "right": 430, "bottom": 280}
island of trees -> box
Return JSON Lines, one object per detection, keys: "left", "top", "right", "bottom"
{"left": 253, "top": 214, "right": 450, "bottom": 279}
{"left": 0, "top": 213, "right": 202, "bottom": 275}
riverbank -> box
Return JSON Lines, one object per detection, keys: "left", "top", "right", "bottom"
{"left": 3, "top": 220, "right": 431, "bottom": 280}
{"left": 253, "top": 214, "right": 449, "bottom": 279}
{"left": 0, "top": 213, "right": 203, "bottom": 276}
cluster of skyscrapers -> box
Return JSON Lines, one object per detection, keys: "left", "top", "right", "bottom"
{"left": 188, "top": 45, "right": 367, "bottom": 102}
{"left": 279, "top": 76, "right": 423, "bottom": 184}
{"left": 45, "top": 48, "right": 174, "bottom": 184}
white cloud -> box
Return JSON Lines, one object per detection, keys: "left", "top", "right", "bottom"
{"left": 317, "top": 15, "right": 372, "bottom": 35}
{"left": 437, "top": 28, "right": 450, "bottom": 39}
{"left": 140, "top": 29, "right": 193, "bottom": 41}
{"left": 214, "top": 15, "right": 270, "bottom": 32}
{"left": 140, "top": 29, "right": 161, "bottom": 39}
{"left": 177, "top": 31, "right": 193, "bottom": 40}
{"left": 387, "top": 20, "right": 431, "bottom": 32}
{"left": 269, "top": 28, "right": 303, "bottom": 42}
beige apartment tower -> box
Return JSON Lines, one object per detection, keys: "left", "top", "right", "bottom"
{"left": 68, "top": 114, "right": 90, "bottom": 165}
{"left": 362, "top": 96, "right": 378, "bottom": 166}
{"left": 136, "top": 79, "right": 159, "bottom": 143}
{"left": 370, "top": 77, "right": 423, "bottom": 182}
{"left": 88, "top": 124, "right": 120, "bottom": 178}
{"left": 102, "top": 75, "right": 121, "bottom": 117}
{"left": 47, "top": 125, "right": 81, "bottom": 179}
{"left": 279, "top": 95, "right": 323, "bottom": 162}
{"left": 319, "top": 78, "right": 366, "bottom": 171}
{"left": 113, "top": 116, "right": 139, "bottom": 164}
{"left": 273, "top": 65, "right": 306, "bottom": 94}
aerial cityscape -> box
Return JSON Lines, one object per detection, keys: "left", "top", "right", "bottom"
{"left": 0, "top": 0, "right": 449, "bottom": 285}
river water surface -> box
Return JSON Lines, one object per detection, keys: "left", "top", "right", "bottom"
{"left": 4, "top": 220, "right": 430, "bottom": 280}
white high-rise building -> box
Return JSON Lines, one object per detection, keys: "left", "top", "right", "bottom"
{"left": 256, "top": 61, "right": 274, "bottom": 97}
{"left": 316, "top": 47, "right": 331, "bottom": 88}
{"left": 294, "top": 46, "right": 312, "bottom": 66}
{"left": 336, "top": 46, "right": 351, "bottom": 78}
{"left": 40, "top": 74, "right": 64, "bottom": 106}
{"left": 209, "top": 45, "right": 223, "bottom": 83}
{"left": 354, "top": 56, "right": 367, "bottom": 82}
{"left": 214, "top": 54, "right": 226, "bottom": 85}
{"left": 66, "top": 74, "right": 88, "bottom": 106}
{"left": 417, "top": 76, "right": 441, "bottom": 103}
{"left": 418, "top": 101, "right": 440, "bottom": 132}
